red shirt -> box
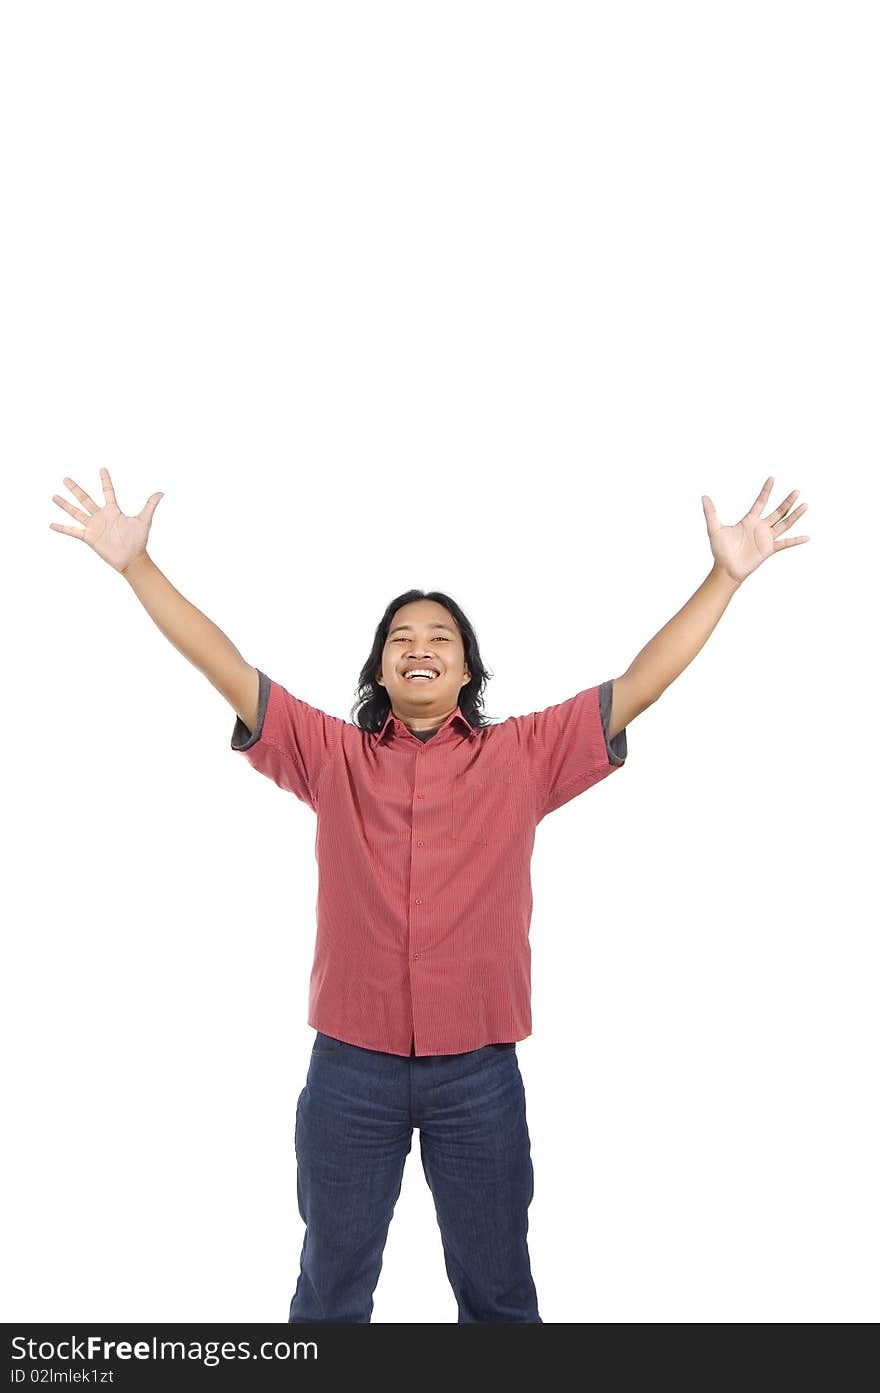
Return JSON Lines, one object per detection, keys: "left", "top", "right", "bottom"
{"left": 232, "top": 671, "right": 626, "bottom": 1056}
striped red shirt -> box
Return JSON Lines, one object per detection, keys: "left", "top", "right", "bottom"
{"left": 232, "top": 671, "right": 627, "bottom": 1056}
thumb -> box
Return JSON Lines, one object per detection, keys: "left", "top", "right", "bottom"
{"left": 140, "top": 491, "right": 164, "bottom": 524}
{"left": 701, "top": 493, "right": 719, "bottom": 532}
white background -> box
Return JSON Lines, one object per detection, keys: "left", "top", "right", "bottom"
{"left": 3, "top": 1, "right": 877, "bottom": 1323}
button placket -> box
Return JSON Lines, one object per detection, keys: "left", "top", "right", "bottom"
{"left": 411, "top": 787, "right": 425, "bottom": 961}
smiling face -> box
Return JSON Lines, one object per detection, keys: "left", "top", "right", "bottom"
{"left": 376, "top": 599, "right": 471, "bottom": 729}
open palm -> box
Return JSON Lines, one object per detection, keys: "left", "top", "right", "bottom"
{"left": 702, "top": 476, "right": 810, "bottom": 584}
{"left": 49, "top": 468, "right": 163, "bottom": 574}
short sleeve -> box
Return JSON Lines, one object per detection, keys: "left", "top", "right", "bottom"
{"left": 230, "top": 669, "right": 344, "bottom": 812}
{"left": 516, "top": 680, "right": 627, "bottom": 821}
{"left": 598, "top": 678, "right": 628, "bottom": 767}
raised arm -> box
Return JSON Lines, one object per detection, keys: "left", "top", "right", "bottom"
{"left": 607, "top": 566, "right": 740, "bottom": 737}
{"left": 122, "top": 553, "right": 259, "bottom": 731}
{"left": 609, "top": 477, "right": 810, "bottom": 736}
{"left": 49, "top": 468, "right": 259, "bottom": 732}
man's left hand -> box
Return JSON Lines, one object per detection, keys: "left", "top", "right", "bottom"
{"left": 702, "top": 476, "right": 810, "bottom": 584}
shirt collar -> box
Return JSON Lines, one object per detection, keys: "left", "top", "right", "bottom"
{"left": 373, "top": 704, "right": 477, "bottom": 745}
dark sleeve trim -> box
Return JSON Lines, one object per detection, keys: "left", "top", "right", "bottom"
{"left": 231, "top": 669, "right": 270, "bottom": 752}
{"left": 598, "top": 678, "right": 627, "bottom": 766}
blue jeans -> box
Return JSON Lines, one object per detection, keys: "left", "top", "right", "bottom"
{"left": 289, "top": 1032, "right": 542, "bottom": 1323}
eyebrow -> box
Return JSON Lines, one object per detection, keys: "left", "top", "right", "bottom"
{"left": 388, "top": 623, "right": 457, "bottom": 635}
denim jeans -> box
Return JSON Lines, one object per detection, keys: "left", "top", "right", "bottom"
{"left": 289, "top": 1032, "right": 542, "bottom": 1323}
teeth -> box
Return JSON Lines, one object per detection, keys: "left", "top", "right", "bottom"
{"left": 405, "top": 670, "right": 437, "bottom": 680}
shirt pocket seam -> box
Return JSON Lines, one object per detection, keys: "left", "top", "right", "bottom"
{"left": 449, "top": 763, "right": 520, "bottom": 844}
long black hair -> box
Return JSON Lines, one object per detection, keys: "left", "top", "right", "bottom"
{"left": 351, "top": 588, "right": 495, "bottom": 733}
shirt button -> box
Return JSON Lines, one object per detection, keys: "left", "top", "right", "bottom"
{"left": 416, "top": 840, "right": 424, "bottom": 847}
{"left": 414, "top": 897, "right": 422, "bottom": 904}
{"left": 416, "top": 793, "right": 425, "bottom": 799}
{"left": 412, "top": 953, "right": 421, "bottom": 961}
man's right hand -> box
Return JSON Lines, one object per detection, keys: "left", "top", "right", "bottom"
{"left": 49, "top": 468, "right": 164, "bottom": 575}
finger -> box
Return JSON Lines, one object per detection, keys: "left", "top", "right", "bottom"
{"left": 768, "top": 489, "right": 800, "bottom": 525}
{"left": 139, "top": 491, "right": 163, "bottom": 522}
{"left": 62, "top": 476, "right": 99, "bottom": 514}
{"left": 749, "top": 475, "right": 775, "bottom": 515}
{"left": 100, "top": 467, "right": 118, "bottom": 507}
{"left": 772, "top": 534, "right": 810, "bottom": 550}
{"left": 772, "top": 501, "right": 807, "bottom": 533}
{"left": 49, "top": 522, "right": 86, "bottom": 540}
{"left": 51, "top": 493, "right": 89, "bottom": 524}
{"left": 701, "top": 494, "right": 719, "bottom": 529}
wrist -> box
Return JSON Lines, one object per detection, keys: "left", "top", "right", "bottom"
{"left": 709, "top": 561, "right": 742, "bottom": 595}
{"left": 121, "top": 551, "right": 152, "bottom": 583}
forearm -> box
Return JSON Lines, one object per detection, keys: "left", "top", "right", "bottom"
{"left": 625, "top": 563, "right": 741, "bottom": 706}
{"left": 121, "top": 552, "right": 248, "bottom": 698}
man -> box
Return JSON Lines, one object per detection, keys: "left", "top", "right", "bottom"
{"left": 50, "top": 470, "right": 808, "bottom": 1321}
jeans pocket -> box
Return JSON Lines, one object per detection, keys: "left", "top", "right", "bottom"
{"left": 312, "top": 1031, "right": 345, "bottom": 1054}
